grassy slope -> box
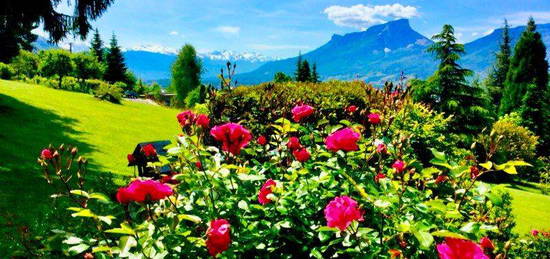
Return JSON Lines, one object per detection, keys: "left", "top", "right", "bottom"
{"left": 502, "top": 183, "right": 550, "bottom": 234}
{"left": 0, "top": 80, "right": 179, "bottom": 253}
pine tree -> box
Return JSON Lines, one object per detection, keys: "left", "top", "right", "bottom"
{"left": 310, "top": 63, "right": 319, "bottom": 83}
{"left": 487, "top": 19, "right": 511, "bottom": 107}
{"left": 103, "top": 33, "right": 127, "bottom": 83}
{"left": 90, "top": 29, "right": 104, "bottom": 63}
{"left": 171, "top": 44, "right": 202, "bottom": 107}
{"left": 427, "top": 24, "right": 491, "bottom": 134}
{"left": 294, "top": 52, "right": 303, "bottom": 80}
{"left": 500, "top": 18, "right": 548, "bottom": 115}
{"left": 298, "top": 60, "right": 311, "bottom": 82}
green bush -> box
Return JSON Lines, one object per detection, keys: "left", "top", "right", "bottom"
{"left": 185, "top": 84, "right": 207, "bottom": 107}
{"left": 0, "top": 62, "right": 15, "bottom": 79}
{"left": 85, "top": 79, "right": 105, "bottom": 91}
{"left": 93, "top": 82, "right": 123, "bottom": 103}
{"left": 10, "top": 50, "right": 39, "bottom": 78}
{"left": 61, "top": 76, "right": 80, "bottom": 91}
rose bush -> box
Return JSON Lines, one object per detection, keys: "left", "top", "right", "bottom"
{"left": 25, "top": 83, "right": 543, "bottom": 258}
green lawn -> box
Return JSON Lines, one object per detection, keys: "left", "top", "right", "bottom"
{"left": 0, "top": 80, "right": 180, "bottom": 254}
{"left": 501, "top": 183, "right": 550, "bottom": 234}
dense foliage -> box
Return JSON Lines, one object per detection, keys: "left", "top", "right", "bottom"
{"left": 171, "top": 44, "right": 202, "bottom": 107}
{"left": 20, "top": 83, "right": 544, "bottom": 258}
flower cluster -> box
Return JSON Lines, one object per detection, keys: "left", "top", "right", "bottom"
{"left": 210, "top": 123, "right": 252, "bottom": 155}
{"left": 325, "top": 128, "right": 361, "bottom": 152}
{"left": 177, "top": 110, "right": 210, "bottom": 129}
{"left": 116, "top": 179, "right": 173, "bottom": 203}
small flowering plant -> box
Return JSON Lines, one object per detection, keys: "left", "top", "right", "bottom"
{"left": 30, "top": 86, "right": 536, "bottom": 258}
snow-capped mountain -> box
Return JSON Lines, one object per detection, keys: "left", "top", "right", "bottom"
{"left": 199, "top": 50, "right": 275, "bottom": 62}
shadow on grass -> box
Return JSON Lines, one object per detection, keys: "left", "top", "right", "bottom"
{"left": 0, "top": 94, "right": 117, "bottom": 256}
{"left": 504, "top": 180, "right": 547, "bottom": 195}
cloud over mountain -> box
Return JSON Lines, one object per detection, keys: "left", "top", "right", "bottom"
{"left": 324, "top": 4, "right": 418, "bottom": 30}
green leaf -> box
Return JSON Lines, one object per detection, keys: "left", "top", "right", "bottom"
{"left": 70, "top": 190, "right": 89, "bottom": 198}
{"left": 105, "top": 223, "right": 135, "bottom": 235}
{"left": 237, "top": 173, "right": 265, "bottom": 181}
{"left": 178, "top": 214, "right": 202, "bottom": 224}
{"left": 479, "top": 161, "right": 493, "bottom": 170}
{"left": 460, "top": 222, "right": 479, "bottom": 233}
{"left": 421, "top": 167, "right": 441, "bottom": 177}
{"left": 63, "top": 236, "right": 83, "bottom": 245}
{"left": 70, "top": 208, "right": 96, "bottom": 218}
{"left": 431, "top": 230, "right": 467, "bottom": 239}
{"left": 506, "top": 161, "right": 532, "bottom": 167}
{"left": 89, "top": 193, "right": 110, "bottom": 203}
{"left": 503, "top": 166, "right": 517, "bottom": 174}
{"left": 317, "top": 226, "right": 339, "bottom": 232}
{"left": 430, "top": 148, "right": 446, "bottom": 161}
{"left": 237, "top": 200, "right": 249, "bottom": 211}
{"left": 92, "top": 246, "right": 111, "bottom": 253}
{"left": 374, "top": 199, "right": 391, "bottom": 208}
{"left": 68, "top": 243, "right": 90, "bottom": 255}
{"left": 413, "top": 230, "right": 434, "bottom": 249}
{"left": 98, "top": 216, "right": 115, "bottom": 225}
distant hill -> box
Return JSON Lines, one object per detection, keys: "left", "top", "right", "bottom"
{"left": 234, "top": 19, "right": 550, "bottom": 85}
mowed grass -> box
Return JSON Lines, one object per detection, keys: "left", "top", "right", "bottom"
{"left": 501, "top": 183, "right": 550, "bottom": 234}
{"left": 0, "top": 80, "right": 179, "bottom": 253}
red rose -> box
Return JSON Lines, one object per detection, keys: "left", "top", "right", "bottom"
{"left": 435, "top": 175, "right": 448, "bottom": 184}
{"left": 531, "top": 229, "right": 539, "bottom": 236}
{"left": 325, "top": 128, "right": 361, "bottom": 152}
{"left": 346, "top": 105, "right": 358, "bottom": 113}
{"left": 210, "top": 123, "right": 252, "bottom": 155}
{"left": 195, "top": 161, "right": 202, "bottom": 169}
{"left": 41, "top": 149, "right": 53, "bottom": 160}
{"left": 176, "top": 110, "right": 196, "bottom": 127}
{"left": 437, "top": 237, "right": 489, "bottom": 259}
{"left": 160, "top": 173, "right": 180, "bottom": 184}
{"left": 127, "top": 154, "right": 135, "bottom": 163}
{"left": 324, "top": 196, "right": 364, "bottom": 231}
{"left": 206, "top": 219, "right": 231, "bottom": 257}
{"left": 293, "top": 148, "right": 310, "bottom": 162}
{"left": 392, "top": 160, "right": 406, "bottom": 173}
{"left": 195, "top": 114, "right": 210, "bottom": 128}
{"left": 479, "top": 237, "right": 494, "bottom": 251}
{"left": 376, "top": 143, "right": 387, "bottom": 154}
{"left": 286, "top": 136, "right": 302, "bottom": 151}
{"left": 291, "top": 104, "right": 314, "bottom": 122}
{"left": 375, "top": 173, "right": 386, "bottom": 183}
{"left": 258, "top": 179, "right": 276, "bottom": 205}
{"left": 470, "top": 166, "right": 480, "bottom": 179}
{"left": 368, "top": 113, "right": 381, "bottom": 124}
{"left": 83, "top": 253, "right": 94, "bottom": 259}
{"left": 141, "top": 144, "right": 157, "bottom": 157}
{"left": 116, "top": 179, "right": 173, "bottom": 203}
{"left": 257, "top": 135, "right": 268, "bottom": 145}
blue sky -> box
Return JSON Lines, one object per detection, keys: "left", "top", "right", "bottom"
{"left": 46, "top": 0, "right": 550, "bottom": 57}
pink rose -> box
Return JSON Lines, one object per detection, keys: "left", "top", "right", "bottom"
{"left": 531, "top": 229, "right": 539, "bottom": 236}
{"left": 375, "top": 173, "right": 386, "bottom": 183}
{"left": 346, "top": 105, "right": 358, "bottom": 113}
{"left": 368, "top": 113, "right": 381, "bottom": 124}
{"left": 176, "top": 110, "right": 196, "bottom": 127}
{"left": 116, "top": 179, "right": 173, "bottom": 203}
{"left": 325, "top": 128, "right": 361, "bottom": 152}
{"left": 258, "top": 179, "right": 276, "bottom": 205}
{"left": 324, "top": 196, "right": 364, "bottom": 231}
{"left": 291, "top": 104, "right": 314, "bottom": 122}
{"left": 195, "top": 114, "right": 210, "bottom": 128}
{"left": 392, "top": 160, "right": 406, "bottom": 173}
{"left": 210, "top": 123, "right": 252, "bottom": 155}
{"left": 376, "top": 143, "right": 387, "bottom": 154}
{"left": 293, "top": 148, "right": 311, "bottom": 162}
{"left": 206, "top": 219, "right": 231, "bottom": 257}
{"left": 41, "top": 149, "right": 53, "bottom": 160}
{"left": 437, "top": 238, "right": 489, "bottom": 259}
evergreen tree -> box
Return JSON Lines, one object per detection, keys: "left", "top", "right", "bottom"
{"left": 310, "top": 63, "right": 319, "bottom": 83}
{"left": 90, "top": 29, "right": 104, "bottom": 63}
{"left": 273, "top": 72, "right": 292, "bottom": 83}
{"left": 294, "top": 52, "right": 303, "bottom": 80}
{"left": 487, "top": 19, "right": 511, "bottom": 107}
{"left": 103, "top": 33, "right": 127, "bottom": 83}
{"left": 171, "top": 44, "right": 202, "bottom": 107}
{"left": 427, "top": 24, "right": 491, "bottom": 134}
{"left": 500, "top": 18, "right": 548, "bottom": 115}
{"left": 298, "top": 60, "right": 311, "bottom": 82}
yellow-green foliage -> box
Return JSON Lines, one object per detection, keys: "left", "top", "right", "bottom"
{"left": 478, "top": 115, "right": 538, "bottom": 161}
{"left": 94, "top": 81, "right": 123, "bottom": 103}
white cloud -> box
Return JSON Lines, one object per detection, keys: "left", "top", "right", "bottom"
{"left": 215, "top": 26, "right": 240, "bottom": 35}
{"left": 169, "top": 31, "right": 179, "bottom": 36}
{"left": 383, "top": 47, "right": 391, "bottom": 53}
{"left": 129, "top": 44, "right": 178, "bottom": 54}
{"left": 248, "top": 44, "right": 310, "bottom": 50}
{"left": 499, "top": 11, "right": 550, "bottom": 26}
{"left": 323, "top": 4, "right": 419, "bottom": 30}
{"left": 471, "top": 32, "right": 479, "bottom": 36}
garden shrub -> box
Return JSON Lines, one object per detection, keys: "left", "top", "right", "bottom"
{"left": 10, "top": 50, "right": 39, "bottom": 78}
{"left": 85, "top": 79, "right": 105, "bottom": 91}
{"left": 22, "top": 84, "right": 536, "bottom": 258}
{"left": 0, "top": 62, "right": 15, "bottom": 79}
{"left": 94, "top": 82, "right": 123, "bottom": 103}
